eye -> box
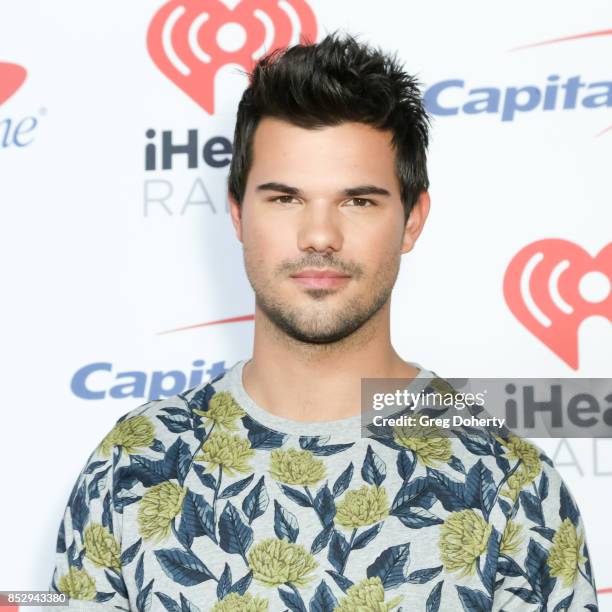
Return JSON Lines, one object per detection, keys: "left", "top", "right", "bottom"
{"left": 345, "top": 198, "right": 375, "bottom": 207}
{"left": 271, "top": 195, "right": 299, "bottom": 204}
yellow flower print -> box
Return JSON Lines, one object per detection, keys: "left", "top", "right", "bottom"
{"left": 98, "top": 415, "right": 155, "bottom": 458}
{"left": 137, "top": 480, "right": 186, "bottom": 542}
{"left": 83, "top": 523, "right": 121, "bottom": 569}
{"left": 439, "top": 509, "right": 492, "bottom": 577}
{"left": 194, "top": 430, "right": 255, "bottom": 477}
{"left": 335, "top": 484, "right": 389, "bottom": 529}
{"left": 495, "top": 433, "right": 542, "bottom": 501}
{"left": 268, "top": 448, "right": 325, "bottom": 486}
{"left": 193, "top": 391, "right": 246, "bottom": 432}
{"left": 393, "top": 421, "right": 452, "bottom": 467}
{"left": 335, "top": 576, "right": 403, "bottom": 611}
{"left": 499, "top": 519, "right": 523, "bottom": 556}
{"left": 547, "top": 518, "right": 587, "bottom": 588}
{"left": 247, "top": 538, "right": 317, "bottom": 587}
{"left": 57, "top": 567, "right": 96, "bottom": 600}
{"left": 211, "top": 592, "right": 269, "bottom": 611}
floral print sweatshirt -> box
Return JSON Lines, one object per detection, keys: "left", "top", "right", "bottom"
{"left": 50, "top": 359, "right": 599, "bottom": 611}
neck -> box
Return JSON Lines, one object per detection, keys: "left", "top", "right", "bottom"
{"left": 241, "top": 301, "right": 420, "bottom": 422}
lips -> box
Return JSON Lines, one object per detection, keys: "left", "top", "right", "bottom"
{"left": 291, "top": 269, "right": 350, "bottom": 279}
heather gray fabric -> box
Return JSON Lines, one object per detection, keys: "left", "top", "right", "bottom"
{"left": 50, "top": 359, "right": 599, "bottom": 611}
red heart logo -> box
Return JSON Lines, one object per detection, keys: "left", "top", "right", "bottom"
{"left": 503, "top": 239, "right": 612, "bottom": 369}
{"left": 0, "top": 62, "right": 27, "bottom": 106}
{"left": 147, "top": 0, "right": 317, "bottom": 114}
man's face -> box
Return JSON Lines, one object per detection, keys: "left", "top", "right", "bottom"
{"left": 230, "top": 117, "right": 428, "bottom": 344}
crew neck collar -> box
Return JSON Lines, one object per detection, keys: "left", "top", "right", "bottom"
{"left": 211, "top": 358, "right": 435, "bottom": 442}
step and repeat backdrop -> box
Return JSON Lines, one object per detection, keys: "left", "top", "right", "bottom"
{"left": 1, "top": 0, "right": 611, "bottom": 606}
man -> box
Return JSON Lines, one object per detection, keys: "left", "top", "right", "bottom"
{"left": 51, "top": 32, "right": 598, "bottom": 611}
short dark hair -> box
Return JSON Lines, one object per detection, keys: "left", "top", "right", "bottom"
{"left": 227, "top": 31, "right": 431, "bottom": 222}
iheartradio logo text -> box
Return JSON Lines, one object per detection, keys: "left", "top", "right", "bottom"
{"left": 504, "top": 239, "right": 612, "bottom": 369}
{"left": 147, "top": 0, "right": 318, "bottom": 113}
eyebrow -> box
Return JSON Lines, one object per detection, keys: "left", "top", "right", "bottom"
{"left": 255, "top": 182, "right": 392, "bottom": 198}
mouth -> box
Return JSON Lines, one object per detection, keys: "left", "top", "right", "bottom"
{"left": 289, "top": 268, "right": 352, "bottom": 290}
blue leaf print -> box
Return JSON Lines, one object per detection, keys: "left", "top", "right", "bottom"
{"left": 217, "top": 563, "right": 232, "bottom": 600}
{"left": 120, "top": 538, "right": 142, "bottom": 565}
{"left": 498, "top": 498, "right": 512, "bottom": 517}
{"left": 105, "top": 569, "right": 128, "bottom": 599}
{"left": 453, "top": 431, "right": 492, "bottom": 456}
{"left": 328, "top": 530, "right": 350, "bottom": 573}
{"left": 95, "top": 592, "right": 115, "bottom": 602}
{"left": 179, "top": 490, "right": 216, "bottom": 542}
{"left": 426, "top": 468, "right": 466, "bottom": 511}
{"left": 158, "top": 414, "right": 191, "bottom": 434}
{"left": 497, "top": 556, "right": 522, "bottom": 577}
{"left": 154, "top": 592, "right": 180, "bottom": 612}
{"left": 278, "top": 586, "right": 307, "bottom": 612}
{"left": 218, "top": 501, "right": 253, "bottom": 557}
{"left": 332, "top": 463, "right": 353, "bottom": 498}
{"left": 464, "top": 460, "right": 496, "bottom": 520}
{"left": 313, "top": 484, "right": 336, "bottom": 527}
{"left": 193, "top": 464, "right": 216, "bottom": 490}
{"left": 391, "top": 476, "right": 432, "bottom": 516}
{"left": 127, "top": 457, "right": 170, "bottom": 487}
{"left": 309, "top": 579, "right": 338, "bottom": 612}
{"left": 352, "top": 523, "right": 383, "bottom": 550}
{"left": 480, "top": 526, "right": 501, "bottom": 595}
{"left": 504, "top": 587, "right": 539, "bottom": 603}
{"left": 135, "top": 552, "right": 145, "bottom": 590}
{"left": 274, "top": 499, "right": 299, "bottom": 543}
{"left": 70, "top": 483, "right": 89, "bottom": 535}
{"left": 406, "top": 565, "right": 443, "bottom": 584}
{"left": 102, "top": 491, "right": 112, "bottom": 532}
{"left": 187, "top": 384, "right": 215, "bottom": 412}
{"left": 447, "top": 455, "right": 466, "bottom": 474}
{"left": 179, "top": 592, "right": 200, "bottom": 612}
{"left": 426, "top": 580, "right": 443, "bottom": 612}
{"left": 280, "top": 484, "right": 312, "bottom": 507}
{"left": 242, "top": 414, "right": 286, "bottom": 449}
{"left": 163, "top": 437, "right": 192, "bottom": 485}
{"left": 366, "top": 543, "right": 410, "bottom": 589}
{"left": 84, "top": 460, "right": 108, "bottom": 474}
{"left": 242, "top": 475, "right": 269, "bottom": 523}
{"left": 366, "top": 434, "right": 404, "bottom": 451}
{"left": 311, "top": 525, "right": 334, "bottom": 555}
{"left": 455, "top": 585, "right": 492, "bottom": 611}
{"left": 151, "top": 439, "right": 166, "bottom": 453}
{"left": 219, "top": 473, "right": 254, "bottom": 499}
{"left": 525, "top": 538, "right": 555, "bottom": 601}
{"left": 519, "top": 490, "right": 544, "bottom": 527}
{"left": 154, "top": 548, "right": 216, "bottom": 586}
{"left": 538, "top": 470, "right": 549, "bottom": 500}
{"left": 161, "top": 407, "right": 191, "bottom": 417}
{"left": 361, "top": 444, "right": 386, "bottom": 486}
{"left": 396, "top": 450, "right": 415, "bottom": 481}
{"left": 552, "top": 593, "right": 574, "bottom": 612}
{"left": 559, "top": 481, "right": 579, "bottom": 526}
{"left": 229, "top": 570, "right": 253, "bottom": 595}
{"left": 298, "top": 436, "right": 354, "bottom": 456}
{"left": 395, "top": 507, "right": 443, "bottom": 529}
{"left": 136, "top": 578, "right": 154, "bottom": 612}
{"left": 325, "top": 570, "right": 354, "bottom": 593}
{"left": 56, "top": 520, "right": 66, "bottom": 553}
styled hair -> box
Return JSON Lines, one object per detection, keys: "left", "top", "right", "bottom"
{"left": 227, "top": 30, "right": 431, "bottom": 222}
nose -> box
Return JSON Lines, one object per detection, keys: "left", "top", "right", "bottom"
{"left": 296, "top": 200, "right": 343, "bottom": 254}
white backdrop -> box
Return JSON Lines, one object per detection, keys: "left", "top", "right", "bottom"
{"left": 1, "top": 0, "right": 611, "bottom": 608}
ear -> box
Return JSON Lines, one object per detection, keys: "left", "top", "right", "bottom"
{"left": 228, "top": 192, "right": 243, "bottom": 243}
{"left": 401, "top": 191, "right": 430, "bottom": 254}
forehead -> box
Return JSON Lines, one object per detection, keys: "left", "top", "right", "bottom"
{"left": 248, "top": 117, "right": 400, "bottom": 192}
